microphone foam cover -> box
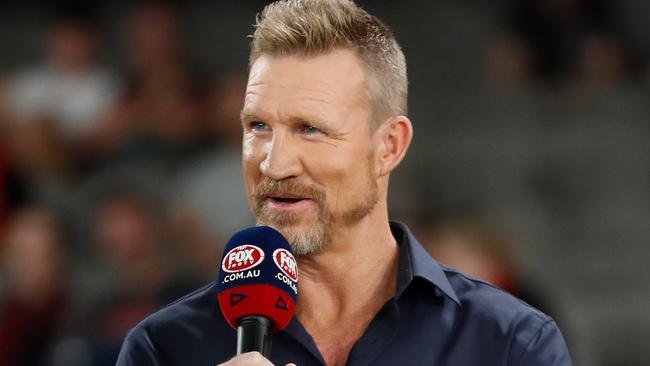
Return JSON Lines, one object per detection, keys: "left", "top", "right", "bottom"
{"left": 216, "top": 226, "right": 298, "bottom": 332}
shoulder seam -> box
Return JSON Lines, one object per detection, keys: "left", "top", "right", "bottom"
{"left": 513, "top": 318, "right": 556, "bottom": 366}
{"left": 442, "top": 268, "right": 550, "bottom": 318}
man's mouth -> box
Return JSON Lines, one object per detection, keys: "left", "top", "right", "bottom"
{"left": 268, "top": 194, "right": 308, "bottom": 204}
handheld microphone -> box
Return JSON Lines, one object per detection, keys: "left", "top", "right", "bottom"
{"left": 216, "top": 226, "right": 298, "bottom": 358}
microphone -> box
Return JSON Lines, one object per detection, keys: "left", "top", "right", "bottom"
{"left": 216, "top": 226, "right": 299, "bottom": 358}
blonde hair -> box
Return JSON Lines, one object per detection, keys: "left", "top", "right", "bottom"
{"left": 250, "top": 0, "right": 407, "bottom": 129}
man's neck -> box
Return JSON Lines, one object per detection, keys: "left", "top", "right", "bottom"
{"left": 294, "top": 211, "right": 399, "bottom": 365}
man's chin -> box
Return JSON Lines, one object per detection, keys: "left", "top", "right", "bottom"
{"left": 255, "top": 218, "right": 328, "bottom": 256}
{"left": 256, "top": 210, "right": 313, "bottom": 229}
{"left": 256, "top": 217, "right": 303, "bottom": 236}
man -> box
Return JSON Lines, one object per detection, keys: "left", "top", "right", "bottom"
{"left": 117, "top": 1, "right": 572, "bottom": 365}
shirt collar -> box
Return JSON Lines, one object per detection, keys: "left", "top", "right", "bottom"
{"left": 391, "top": 221, "right": 461, "bottom": 305}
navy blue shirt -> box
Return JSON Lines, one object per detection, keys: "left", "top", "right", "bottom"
{"left": 117, "top": 222, "right": 572, "bottom": 365}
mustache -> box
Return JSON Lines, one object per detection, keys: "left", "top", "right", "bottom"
{"left": 254, "top": 178, "right": 325, "bottom": 203}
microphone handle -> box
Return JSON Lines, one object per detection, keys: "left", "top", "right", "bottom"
{"left": 236, "top": 315, "right": 273, "bottom": 358}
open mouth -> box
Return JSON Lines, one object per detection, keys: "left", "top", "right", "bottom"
{"left": 271, "top": 197, "right": 304, "bottom": 203}
{"left": 261, "top": 193, "right": 316, "bottom": 214}
{"left": 266, "top": 194, "right": 311, "bottom": 207}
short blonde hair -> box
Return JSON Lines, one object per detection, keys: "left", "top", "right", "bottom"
{"left": 250, "top": 0, "right": 407, "bottom": 129}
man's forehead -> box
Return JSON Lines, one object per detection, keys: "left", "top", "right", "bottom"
{"left": 243, "top": 51, "right": 368, "bottom": 116}
{"left": 246, "top": 51, "right": 366, "bottom": 94}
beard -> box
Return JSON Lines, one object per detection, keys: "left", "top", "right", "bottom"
{"left": 253, "top": 157, "right": 378, "bottom": 256}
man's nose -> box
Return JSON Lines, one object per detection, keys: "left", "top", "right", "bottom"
{"left": 259, "top": 135, "right": 303, "bottom": 180}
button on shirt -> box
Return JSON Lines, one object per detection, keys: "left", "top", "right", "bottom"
{"left": 117, "top": 222, "right": 572, "bottom": 365}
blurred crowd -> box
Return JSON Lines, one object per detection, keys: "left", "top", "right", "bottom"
{"left": 0, "top": 0, "right": 648, "bottom": 365}
{"left": 0, "top": 3, "right": 253, "bottom": 365}
{"left": 487, "top": 0, "right": 641, "bottom": 91}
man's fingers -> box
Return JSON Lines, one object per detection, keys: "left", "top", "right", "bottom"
{"left": 217, "top": 351, "right": 275, "bottom": 365}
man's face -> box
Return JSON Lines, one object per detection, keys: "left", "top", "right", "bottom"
{"left": 241, "top": 50, "right": 379, "bottom": 255}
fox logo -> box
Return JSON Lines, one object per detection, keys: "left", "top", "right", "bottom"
{"left": 273, "top": 248, "right": 298, "bottom": 282}
{"left": 222, "top": 245, "right": 265, "bottom": 273}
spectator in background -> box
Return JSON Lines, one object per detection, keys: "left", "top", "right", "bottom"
{"left": 505, "top": 0, "right": 628, "bottom": 86}
{"left": 90, "top": 1, "right": 206, "bottom": 170}
{"left": 85, "top": 188, "right": 196, "bottom": 366}
{"left": 0, "top": 206, "right": 68, "bottom": 366}
{"left": 2, "top": 11, "right": 119, "bottom": 176}
{"left": 484, "top": 36, "right": 532, "bottom": 91}
{"left": 170, "top": 71, "right": 254, "bottom": 280}
{"left": 576, "top": 33, "right": 627, "bottom": 88}
{"left": 0, "top": 10, "right": 119, "bottom": 212}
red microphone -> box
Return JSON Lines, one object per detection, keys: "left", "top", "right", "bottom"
{"left": 216, "top": 226, "right": 298, "bottom": 358}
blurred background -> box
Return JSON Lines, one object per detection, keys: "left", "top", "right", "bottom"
{"left": 0, "top": 0, "right": 648, "bottom": 365}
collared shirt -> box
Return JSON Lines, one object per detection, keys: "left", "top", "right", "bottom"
{"left": 117, "top": 222, "right": 572, "bottom": 365}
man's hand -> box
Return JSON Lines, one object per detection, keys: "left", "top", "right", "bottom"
{"left": 217, "top": 352, "right": 296, "bottom": 366}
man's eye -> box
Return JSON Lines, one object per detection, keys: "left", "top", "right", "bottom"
{"left": 301, "top": 125, "right": 322, "bottom": 135}
{"left": 250, "top": 122, "right": 269, "bottom": 131}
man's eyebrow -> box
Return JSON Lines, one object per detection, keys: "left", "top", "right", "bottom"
{"left": 240, "top": 110, "right": 329, "bottom": 127}
{"left": 290, "top": 114, "right": 330, "bottom": 128}
{"left": 240, "top": 110, "right": 261, "bottom": 123}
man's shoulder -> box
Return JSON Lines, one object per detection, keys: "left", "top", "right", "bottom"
{"left": 131, "top": 282, "right": 217, "bottom": 335}
{"left": 441, "top": 266, "right": 552, "bottom": 328}
{"left": 117, "top": 283, "right": 236, "bottom": 365}
{"left": 397, "top": 221, "right": 556, "bottom": 336}
{"left": 438, "top": 265, "right": 572, "bottom": 365}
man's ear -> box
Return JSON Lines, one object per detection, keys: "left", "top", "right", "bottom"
{"left": 374, "top": 115, "right": 413, "bottom": 177}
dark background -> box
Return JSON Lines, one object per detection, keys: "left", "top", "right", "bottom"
{"left": 0, "top": 1, "right": 649, "bottom": 365}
